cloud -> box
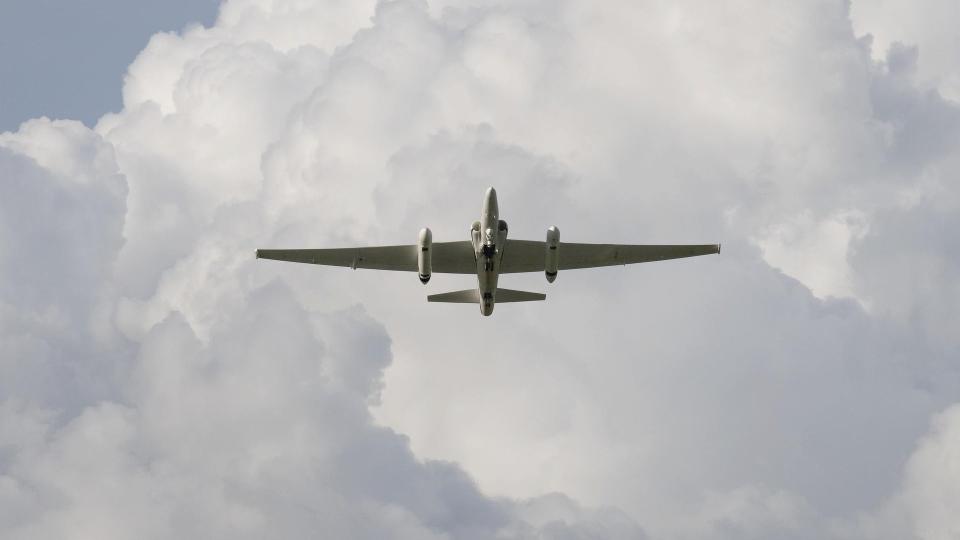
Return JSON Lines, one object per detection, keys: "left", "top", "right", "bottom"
{"left": 0, "top": 119, "right": 128, "bottom": 409}
{"left": 842, "top": 404, "right": 960, "bottom": 540}
{"left": 754, "top": 209, "right": 869, "bottom": 300}
{"left": 2, "top": 0, "right": 960, "bottom": 539}
{"left": 1, "top": 284, "right": 513, "bottom": 539}
{"left": 899, "top": 405, "right": 960, "bottom": 540}
{"left": 851, "top": 0, "right": 960, "bottom": 101}
{"left": 1, "top": 107, "right": 642, "bottom": 540}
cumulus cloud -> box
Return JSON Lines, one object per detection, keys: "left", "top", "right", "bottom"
{"left": 0, "top": 119, "right": 640, "bottom": 538}
{"left": 2, "top": 0, "right": 959, "bottom": 539}
{"left": 1, "top": 282, "right": 512, "bottom": 539}
{"left": 0, "top": 119, "right": 128, "bottom": 409}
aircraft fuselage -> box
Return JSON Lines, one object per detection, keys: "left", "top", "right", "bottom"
{"left": 472, "top": 187, "right": 504, "bottom": 315}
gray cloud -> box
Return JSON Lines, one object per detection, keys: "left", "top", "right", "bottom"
{"left": 851, "top": 0, "right": 960, "bottom": 101}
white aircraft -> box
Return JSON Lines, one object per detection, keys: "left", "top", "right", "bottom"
{"left": 257, "top": 187, "right": 720, "bottom": 316}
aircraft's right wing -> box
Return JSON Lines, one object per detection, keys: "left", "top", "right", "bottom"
{"left": 500, "top": 240, "right": 720, "bottom": 273}
{"left": 256, "top": 241, "right": 476, "bottom": 273}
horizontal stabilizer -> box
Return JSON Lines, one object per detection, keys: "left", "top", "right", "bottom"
{"left": 427, "top": 289, "right": 480, "bottom": 303}
{"left": 426, "top": 288, "right": 545, "bottom": 303}
{"left": 495, "top": 288, "right": 546, "bottom": 303}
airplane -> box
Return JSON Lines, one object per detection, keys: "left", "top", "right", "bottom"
{"left": 256, "top": 187, "right": 720, "bottom": 316}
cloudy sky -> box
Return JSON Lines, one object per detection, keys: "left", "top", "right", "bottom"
{"left": 1, "top": 0, "right": 959, "bottom": 538}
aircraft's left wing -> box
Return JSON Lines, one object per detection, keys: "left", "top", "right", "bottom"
{"left": 256, "top": 241, "right": 476, "bottom": 273}
{"left": 500, "top": 239, "right": 719, "bottom": 273}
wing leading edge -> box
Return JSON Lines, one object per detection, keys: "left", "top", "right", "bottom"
{"left": 256, "top": 240, "right": 719, "bottom": 274}
{"left": 256, "top": 241, "right": 476, "bottom": 274}
{"left": 499, "top": 240, "right": 720, "bottom": 273}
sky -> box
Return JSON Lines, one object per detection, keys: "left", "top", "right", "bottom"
{"left": 1, "top": 0, "right": 959, "bottom": 539}
{"left": 0, "top": 0, "right": 219, "bottom": 131}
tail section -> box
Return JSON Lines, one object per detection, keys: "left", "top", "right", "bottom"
{"left": 495, "top": 288, "right": 546, "bottom": 302}
{"left": 427, "top": 289, "right": 480, "bottom": 303}
{"left": 427, "top": 288, "right": 545, "bottom": 303}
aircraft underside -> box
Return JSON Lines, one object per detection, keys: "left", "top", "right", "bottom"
{"left": 256, "top": 187, "right": 720, "bottom": 316}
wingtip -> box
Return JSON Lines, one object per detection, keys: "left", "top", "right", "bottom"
{"left": 255, "top": 249, "right": 261, "bottom": 259}
{"left": 718, "top": 243, "right": 721, "bottom": 254}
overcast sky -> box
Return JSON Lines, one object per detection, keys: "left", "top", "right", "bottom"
{"left": 2, "top": 1, "right": 959, "bottom": 539}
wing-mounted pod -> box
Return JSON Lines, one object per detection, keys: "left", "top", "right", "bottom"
{"left": 470, "top": 221, "right": 482, "bottom": 252}
{"left": 418, "top": 227, "right": 432, "bottom": 283}
{"left": 545, "top": 226, "right": 559, "bottom": 282}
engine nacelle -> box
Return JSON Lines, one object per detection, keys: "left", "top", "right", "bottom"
{"left": 418, "top": 227, "right": 432, "bottom": 284}
{"left": 545, "top": 226, "right": 559, "bottom": 283}
{"left": 471, "top": 221, "right": 482, "bottom": 251}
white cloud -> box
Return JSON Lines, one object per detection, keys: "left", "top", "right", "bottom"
{"left": 2, "top": 0, "right": 960, "bottom": 538}
{"left": 0, "top": 119, "right": 128, "bottom": 409}
{"left": 754, "top": 210, "right": 869, "bottom": 301}
{"left": 0, "top": 82, "right": 642, "bottom": 540}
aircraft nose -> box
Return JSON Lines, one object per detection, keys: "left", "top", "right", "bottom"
{"left": 486, "top": 186, "right": 497, "bottom": 198}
